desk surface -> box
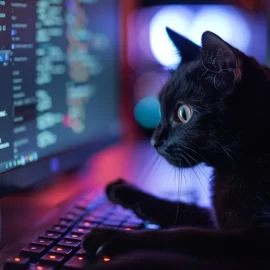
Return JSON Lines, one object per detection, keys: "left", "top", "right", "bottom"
{"left": 0, "top": 140, "right": 212, "bottom": 265}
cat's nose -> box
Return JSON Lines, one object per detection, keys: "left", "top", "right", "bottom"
{"left": 151, "top": 138, "right": 164, "bottom": 149}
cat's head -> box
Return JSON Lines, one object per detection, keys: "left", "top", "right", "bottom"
{"left": 151, "top": 28, "right": 265, "bottom": 168}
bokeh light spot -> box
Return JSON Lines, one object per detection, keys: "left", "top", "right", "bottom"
{"left": 134, "top": 96, "right": 160, "bottom": 129}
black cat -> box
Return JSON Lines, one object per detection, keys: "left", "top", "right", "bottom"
{"left": 82, "top": 28, "right": 270, "bottom": 270}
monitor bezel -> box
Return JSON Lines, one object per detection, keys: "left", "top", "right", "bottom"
{"left": 0, "top": 0, "right": 122, "bottom": 198}
{"left": 0, "top": 132, "right": 121, "bottom": 198}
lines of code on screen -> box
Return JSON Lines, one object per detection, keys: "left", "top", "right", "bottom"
{"left": 0, "top": 0, "right": 119, "bottom": 173}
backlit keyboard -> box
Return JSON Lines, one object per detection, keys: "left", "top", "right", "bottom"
{"left": 4, "top": 190, "right": 158, "bottom": 270}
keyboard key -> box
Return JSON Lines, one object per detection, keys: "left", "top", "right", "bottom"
{"left": 69, "top": 208, "right": 85, "bottom": 216}
{"left": 75, "top": 200, "right": 90, "bottom": 210}
{"left": 63, "top": 256, "right": 85, "bottom": 270}
{"left": 107, "top": 211, "right": 129, "bottom": 219}
{"left": 40, "top": 253, "right": 65, "bottom": 267}
{"left": 76, "top": 249, "right": 86, "bottom": 256}
{"left": 63, "top": 214, "right": 77, "bottom": 221}
{"left": 58, "top": 219, "right": 74, "bottom": 227}
{"left": 99, "top": 201, "right": 114, "bottom": 209}
{"left": 30, "top": 265, "right": 54, "bottom": 270}
{"left": 58, "top": 239, "right": 80, "bottom": 249}
{"left": 127, "top": 217, "right": 144, "bottom": 225}
{"left": 39, "top": 232, "right": 62, "bottom": 242}
{"left": 119, "top": 227, "right": 134, "bottom": 231}
{"left": 104, "top": 216, "right": 128, "bottom": 222}
{"left": 47, "top": 224, "right": 69, "bottom": 234}
{"left": 31, "top": 238, "right": 54, "bottom": 250}
{"left": 121, "top": 222, "right": 142, "bottom": 229}
{"left": 102, "top": 205, "right": 113, "bottom": 211}
{"left": 110, "top": 213, "right": 129, "bottom": 220}
{"left": 65, "top": 232, "right": 84, "bottom": 241}
{"left": 84, "top": 215, "right": 104, "bottom": 222}
{"left": 112, "top": 205, "right": 130, "bottom": 215}
{"left": 103, "top": 256, "right": 112, "bottom": 262}
{"left": 79, "top": 221, "right": 98, "bottom": 228}
{"left": 50, "top": 246, "right": 73, "bottom": 256}
{"left": 20, "top": 244, "right": 46, "bottom": 262}
{"left": 95, "top": 201, "right": 112, "bottom": 208}
{"left": 101, "top": 220, "right": 122, "bottom": 227}
{"left": 88, "top": 212, "right": 107, "bottom": 219}
{"left": 112, "top": 205, "right": 125, "bottom": 211}
{"left": 72, "top": 227, "right": 91, "bottom": 234}
{"left": 63, "top": 209, "right": 83, "bottom": 221}
{"left": 98, "top": 225, "right": 118, "bottom": 229}
{"left": 91, "top": 207, "right": 111, "bottom": 216}
{"left": 4, "top": 256, "right": 30, "bottom": 270}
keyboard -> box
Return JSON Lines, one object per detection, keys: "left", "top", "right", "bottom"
{"left": 4, "top": 189, "right": 159, "bottom": 270}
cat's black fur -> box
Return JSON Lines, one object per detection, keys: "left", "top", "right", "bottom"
{"left": 82, "top": 29, "right": 270, "bottom": 269}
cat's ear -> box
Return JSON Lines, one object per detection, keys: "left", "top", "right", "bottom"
{"left": 201, "top": 31, "right": 242, "bottom": 82}
{"left": 166, "top": 27, "right": 201, "bottom": 62}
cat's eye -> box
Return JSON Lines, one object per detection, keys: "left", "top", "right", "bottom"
{"left": 177, "top": 105, "right": 192, "bottom": 123}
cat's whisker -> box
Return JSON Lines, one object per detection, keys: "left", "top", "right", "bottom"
{"left": 151, "top": 155, "right": 165, "bottom": 188}
{"left": 182, "top": 145, "right": 213, "bottom": 167}
{"left": 139, "top": 154, "right": 160, "bottom": 186}
{"left": 181, "top": 150, "right": 198, "bottom": 165}
{"left": 168, "top": 145, "right": 211, "bottom": 179}
{"left": 211, "top": 139, "right": 237, "bottom": 166}
{"left": 183, "top": 168, "right": 191, "bottom": 219}
{"left": 174, "top": 166, "right": 177, "bottom": 215}
{"left": 192, "top": 167, "right": 209, "bottom": 196}
{"left": 174, "top": 165, "right": 177, "bottom": 201}
{"left": 181, "top": 152, "right": 208, "bottom": 197}
{"left": 138, "top": 154, "right": 156, "bottom": 182}
{"left": 180, "top": 154, "right": 192, "bottom": 218}
{"left": 150, "top": 156, "right": 163, "bottom": 184}
{"left": 183, "top": 151, "right": 210, "bottom": 181}
{"left": 222, "top": 146, "right": 236, "bottom": 166}
{"left": 175, "top": 163, "right": 182, "bottom": 226}
{"left": 198, "top": 164, "right": 212, "bottom": 183}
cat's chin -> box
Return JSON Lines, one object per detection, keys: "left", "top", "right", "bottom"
{"left": 163, "top": 156, "right": 198, "bottom": 168}
{"left": 156, "top": 148, "right": 200, "bottom": 168}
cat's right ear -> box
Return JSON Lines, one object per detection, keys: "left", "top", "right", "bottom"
{"left": 166, "top": 27, "right": 201, "bottom": 63}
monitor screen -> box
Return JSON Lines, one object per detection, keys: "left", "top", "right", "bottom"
{"left": 0, "top": 0, "right": 120, "bottom": 174}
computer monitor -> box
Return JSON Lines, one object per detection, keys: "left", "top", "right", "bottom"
{"left": 0, "top": 0, "right": 121, "bottom": 197}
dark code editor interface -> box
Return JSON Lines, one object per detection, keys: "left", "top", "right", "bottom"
{"left": 0, "top": 0, "right": 119, "bottom": 173}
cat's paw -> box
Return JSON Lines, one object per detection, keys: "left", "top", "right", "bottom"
{"left": 105, "top": 179, "right": 163, "bottom": 222}
{"left": 82, "top": 228, "right": 133, "bottom": 259}
{"left": 105, "top": 179, "right": 142, "bottom": 208}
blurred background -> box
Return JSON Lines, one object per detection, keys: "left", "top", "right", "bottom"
{"left": 120, "top": 0, "right": 269, "bottom": 140}
{"left": 0, "top": 1, "right": 268, "bottom": 252}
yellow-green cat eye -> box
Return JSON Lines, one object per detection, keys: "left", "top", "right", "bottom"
{"left": 177, "top": 105, "right": 192, "bottom": 123}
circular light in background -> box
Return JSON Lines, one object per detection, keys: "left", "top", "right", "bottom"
{"left": 134, "top": 96, "right": 160, "bottom": 129}
{"left": 188, "top": 6, "right": 251, "bottom": 52}
{"left": 149, "top": 6, "right": 194, "bottom": 68}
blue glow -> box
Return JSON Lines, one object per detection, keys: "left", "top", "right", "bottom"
{"left": 50, "top": 157, "right": 59, "bottom": 172}
{"left": 134, "top": 96, "right": 160, "bottom": 129}
{"left": 145, "top": 223, "right": 160, "bottom": 229}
